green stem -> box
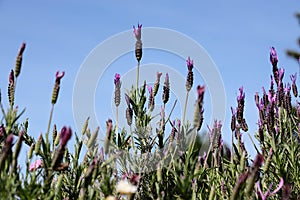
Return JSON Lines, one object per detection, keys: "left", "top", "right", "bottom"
{"left": 130, "top": 125, "right": 135, "bottom": 152}
{"left": 46, "top": 104, "right": 54, "bottom": 146}
{"left": 136, "top": 60, "right": 140, "bottom": 100}
{"left": 183, "top": 91, "right": 189, "bottom": 124}
{"left": 115, "top": 106, "right": 119, "bottom": 135}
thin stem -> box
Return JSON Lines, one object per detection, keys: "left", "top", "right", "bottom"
{"left": 136, "top": 60, "right": 140, "bottom": 100}
{"left": 115, "top": 106, "right": 119, "bottom": 135}
{"left": 130, "top": 125, "right": 134, "bottom": 152}
{"left": 46, "top": 104, "right": 54, "bottom": 146}
{"left": 183, "top": 91, "right": 189, "bottom": 124}
{"left": 231, "top": 131, "right": 234, "bottom": 163}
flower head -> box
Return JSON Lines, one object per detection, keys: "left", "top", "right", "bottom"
{"left": 256, "top": 178, "right": 284, "bottom": 200}
{"left": 290, "top": 73, "right": 297, "bottom": 84}
{"left": 9, "top": 70, "right": 14, "bottom": 84}
{"left": 18, "top": 42, "right": 26, "bottom": 56}
{"left": 29, "top": 160, "right": 42, "bottom": 171}
{"left": 55, "top": 70, "right": 65, "bottom": 84}
{"left": 116, "top": 180, "right": 137, "bottom": 195}
{"left": 147, "top": 84, "right": 153, "bottom": 94}
{"left": 133, "top": 23, "right": 142, "bottom": 41}
{"left": 156, "top": 71, "right": 162, "bottom": 81}
{"left": 197, "top": 85, "right": 205, "bottom": 97}
{"left": 114, "top": 73, "right": 121, "bottom": 85}
{"left": 60, "top": 126, "right": 72, "bottom": 147}
{"left": 237, "top": 86, "right": 245, "bottom": 101}
{"left": 270, "top": 47, "right": 278, "bottom": 66}
{"left": 125, "top": 94, "right": 131, "bottom": 107}
{"left": 186, "top": 56, "right": 194, "bottom": 70}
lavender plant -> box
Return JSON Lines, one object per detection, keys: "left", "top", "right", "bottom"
{"left": 1, "top": 19, "right": 300, "bottom": 200}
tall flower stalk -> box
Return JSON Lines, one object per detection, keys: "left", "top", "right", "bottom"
{"left": 114, "top": 73, "right": 121, "bottom": 134}
{"left": 47, "top": 71, "right": 65, "bottom": 145}
{"left": 133, "top": 24, "right": 142, "bottom": 99}
{"left": 183, "top": 57, "right": 194, "bottom": 123}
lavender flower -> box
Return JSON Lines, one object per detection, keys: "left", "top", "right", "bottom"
{"left": 186, "top": 57, "right": 194, "bottom": 91}
{"left": 133, "top": 23, "right": 142, "bottom": 41}
{"left": 270, "top": 47, "right": 279, "bottom": 84}
{"left": 60, "top": 126, "right": 72, "bottom": 147}
{"left": 290, "top": 73, "right": 298, "bottom": 97}
{"left": 256, "top": 178, "right": 284, "bottom": 200}
{"left": 133, "top": 23, "right": 142, "bottom": 61}
{"left": 8, "top": 70, "right": 15, "bottom": 106}
{"left": 231, "top": 107, "right": 236, "bottom": 132}
{"left": 153, "top": 72, "right": 162, "bottom": 96}
{"left": 114, "top": 73, "right": 121, "bottom": 107}
{"left": 52, "top": 70, "right": 65, "bottom": 104}
{"left": 147, "top": 84, "right": 154, "bottom": 111}
{"left": 162, "top": 73, "right": 170, "bottom": 104}
{"left": 15, "top": 42, "right": 26, "bottom": 77}
{"left": 270, "top": 47, "right": 278, "bottom": 67}
{"left": 29, "top": 160, "right": 42, "bottom": 172}
{"left": 236, "top": 86, "right": 245, "bottom": 124}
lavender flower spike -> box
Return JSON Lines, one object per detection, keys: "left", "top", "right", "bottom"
{"left": 270, "top": 47, "right": 278, "bottom": 66}
{"left": 291, "top": 73, "right": 298, "bottom": 97}
{"left": 114, "top": 73, "right": 121, "bottom": 85}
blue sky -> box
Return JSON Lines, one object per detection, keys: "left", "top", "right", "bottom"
{"left": 0, "top": 1, "right": 299, "bottom": 159}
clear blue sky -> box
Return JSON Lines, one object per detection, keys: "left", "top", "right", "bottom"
{"left": 0, "top": 1, "right": 299, "bottom": 159}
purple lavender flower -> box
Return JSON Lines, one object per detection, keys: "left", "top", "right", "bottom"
{"left": 186, "top": 56, "right": 194, "bottom": 70}
{"left": 55, "top": 70, "right": 65, "bottom": 84}
{"left": 256, "top": 178, "right": 284, "bottom": 200}
{"left": 147, "top": 84, "right": 153, "bottom": 94}
{"left": 237, "top": 86, "right": 245, "bottom": 101}
{"left": 278, "top": 68, "right": 285, "bottom": 82}
{"left": 133, "top": 23, "right": 142, "bottom": 41}
{"left": 9, "top": 70, "right": 14, "bottom": 84}
{"left": 29, "top": 160, "right": 42, "bottom": 172}
{"left": 114, "top": 73, "right": 121, "bottom": 85}
{"left": 290, "top": 73, "right": 298, "bottom": 97}
{"left": 290, "top": 73, "right": 297, "bottom": 84}
{"left": 270, "top": 47, "right": 278, "bottom": 66}
{"left": 60, "top": 126, "right": 72, "bottom": 147}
